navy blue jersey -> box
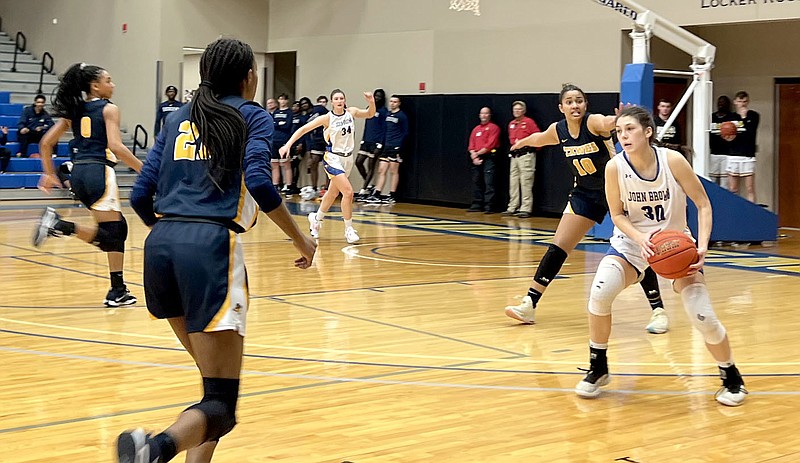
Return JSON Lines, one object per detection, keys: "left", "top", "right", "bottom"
{"left": 384, "top": 109, "right": 408, "bottom": 147}
{"left": 71, "top": 99, "right": 112, "bottom": 163}
{"left": 729, "top": 110, "right": 759, "bottom": 157}
{"left": 155, "top": 100, "right": 183, "bottom": 136}
{"left": 362, "top": 107, "right": 388, "bottom": 144}
{"left": 131, "top": 96, "right": 282, "bottom": 231}
{"left": 555, "top": 115, "right": 614, "bottom": 191}
{"left": 272, "top": 107, "right": 293, "bottom": 144}
{"left": 307, "top": 105, "right": 329, "bottom": 143}
{"left": 292, "top": 112, "right": 309, "bottom": 148}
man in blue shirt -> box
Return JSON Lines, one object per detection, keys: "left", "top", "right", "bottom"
{"left": 154, "top": 85, "right": 183, "bottom": 137}
{"left": 16, "top": 94, "right": 54, "bottom": 157}
{"left": 368, "top": 95, "right": 408, "bottom": 203}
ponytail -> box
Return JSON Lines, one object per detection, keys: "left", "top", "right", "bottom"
{"left": 53, "top": 63, "right": 104, "bottom": 119}
{"left": 190, "top": 38, "right": 253, "bottom": 189}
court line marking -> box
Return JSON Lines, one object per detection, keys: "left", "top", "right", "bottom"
{"left": 342, "top": 243, "right": 544, "bottom": 268}
{"left": 0, "top": 344, "right": 796, "bottom": 436}
{"left": 4, "top": 321, "right": 800, "bottom": 369}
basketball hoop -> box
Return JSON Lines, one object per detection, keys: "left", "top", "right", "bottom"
{"left": 449, "top": 0, "right": 481, "bottom": 16}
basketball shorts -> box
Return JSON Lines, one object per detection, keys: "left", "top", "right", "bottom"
{"left": 608, "top": 229, "right": 695, "bottom": 279}
{"left": 310, "top": 139, "right": 327, "bottom": 156}
{"left": 144, "top": 220, "right": 249, "bottom": 335}
{"left": 359, "top": 141, "right": 382, "bottom": 158}
{"left": 564, "top": 187, "right": 608, "bottom": 224}
{"left": 70, "top": 163, "right": 121, "bottom": 212}
{"left": 379, "top": 146, "right": 402, "bottom": 163}
{"left": 272, "top": 138, "right": 290, "bottom": 162}
{"left": 726, "top": 156, "right": 755, "bottom": 176}
{"left": 323, "top": 152, "right": 354, "bottom": 179}
{"left": 709, "top": 154, "right": 727, "bottom": 178}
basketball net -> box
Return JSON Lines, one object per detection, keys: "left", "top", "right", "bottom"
{"left": 449, "top": 0, "right": 481, "bottom": 16}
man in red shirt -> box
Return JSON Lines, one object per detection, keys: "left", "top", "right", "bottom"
{"left": 504, "top": 101, "right": 540, "bottom": 218}
{"left": 468, "top": 107, "right": 500, "bottom": 213}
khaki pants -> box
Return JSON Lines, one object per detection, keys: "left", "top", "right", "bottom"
{"left": 507, "top": 152, "right": 535, "bottom": 213}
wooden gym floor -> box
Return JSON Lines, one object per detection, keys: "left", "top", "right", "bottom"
{"left": 1, "top": 199, "right": 799, "bottom": 462}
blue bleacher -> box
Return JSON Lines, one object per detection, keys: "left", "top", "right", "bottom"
{"left": 0, "top": 91, "right": 73, "bottom": 188}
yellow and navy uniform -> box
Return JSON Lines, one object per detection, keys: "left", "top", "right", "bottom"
{"left": 69, "top": 99, "right": 121, "bottom": 211}
{"left": 131, "top": 96, "right": 281, "bottom": 334}
{"left": 555, "top": 114, "right": 615, "bottom": 224}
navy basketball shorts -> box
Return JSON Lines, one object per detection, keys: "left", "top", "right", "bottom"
{"left": 310, "top": 139, "right": 327, "bottom": 156}
{"left": 144, "top": 220, "right": 249, "bottom": 335}
{"left": 359, "top": 141, "right": 382, "bottom": 158}
{"left": 379, "top": 146, "right": 402, "bottom": 163}
{"left": 272, "top": 138, "right": 290, "bottom": 161}
{"left": 70, "top": 163, "right": 121, "bottom": 212}
{"left": 564, "top": 187, "right": 608, "bottom": 224}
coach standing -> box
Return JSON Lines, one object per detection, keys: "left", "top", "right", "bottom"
{"left": 503, "top": 101, "right": 540, "bottom": 218}
{"left": 467, "top": 107, "right": 500, "bottom": 213}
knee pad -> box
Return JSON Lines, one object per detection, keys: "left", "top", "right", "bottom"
{"left": 533, "top": 244, "right": 568, "bottom": 287}
{"left": 94, "top": 218, "right": 127, "bottom": 253}
{"left": 588, "top": 258, "right": 627, "bottom": 316}
{"left": 680, "top": 283, "right": 726, "bottom": 345}
{"left": 187, "top": 378, "right": 240, "bottom": 442}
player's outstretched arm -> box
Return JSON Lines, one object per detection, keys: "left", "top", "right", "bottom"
{"left": 349, "top": 92, "right": 377, "bottom": 119}
{"left": 279, "top": 114, "right": 328, "bottom": 158}
{"left": 511, "top": 122, "right": 559, "bottom": 150}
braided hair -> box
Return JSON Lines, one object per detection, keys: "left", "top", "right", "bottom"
{"left": 191, "top": 38, "right": 254, "bottom": 188}
{"left": 53, "top": 63, "right": 104, "bottom": 119}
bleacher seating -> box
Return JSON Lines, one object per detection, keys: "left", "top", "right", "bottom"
{"left": 0, "top": 91, "right": 72, "bottom": 188}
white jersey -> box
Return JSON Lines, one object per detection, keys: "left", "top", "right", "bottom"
{"left": 324, "top": 110, "right": 355, "bottom": 154}
{"left": 612, "top": 146, "right": 687, "bottom": 237}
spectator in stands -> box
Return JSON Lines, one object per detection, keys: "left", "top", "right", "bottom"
{"left": 654, "top": 98, "right": 691, "bottom": 162}
{"left": 368, "top": 95, "right": 408, "bottom": 204}
{"left": 467, "top": 107, "right": 500, "bottom": 213}
{"left": 504, "top": 101, "right": 540, "bottom": 218}
{"left": 0, "top": 126, "right": 10, "bottom": 173}
{"left": 266, "top": 98, "right": 278, "bottom": 113}
{"left": 16, "top": 94, "right": 54, "bottom": 157}
{"left": 154, "top": 85, "right": 183, "bottom": 137}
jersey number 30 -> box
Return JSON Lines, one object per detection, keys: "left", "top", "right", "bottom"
{"left": 173, "top": 120, "right": 208, "bottom": 161}
{"left": 642, "top": 205, "right": 666, "bottom": 222}
{"left": 572, "top": 158, "right": 597, "bottom": 176}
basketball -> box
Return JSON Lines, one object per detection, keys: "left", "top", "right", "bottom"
{"left": 720, "top": 121, "right": 737, "bottom": 141}
{"left": 647, "top": 230, "right": 698, "bottom": 279}
{"left": 29, "top": 153, "right": 41, "bottom": 158}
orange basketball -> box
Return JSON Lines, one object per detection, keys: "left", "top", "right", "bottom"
{"left": 646, "top": 230, "right": 698, "bottom": 279}
{"left": 720, "top": 121, "right": 737, "bottom": 141}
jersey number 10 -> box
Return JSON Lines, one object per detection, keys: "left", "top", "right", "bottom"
{"left": 572, "top": 158, "right": 598, "bottom": 176}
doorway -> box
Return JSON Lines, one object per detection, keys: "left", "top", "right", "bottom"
{"left": 268, "top": 51, "right": 297, "bottom": 101}
{"left": 654, "top": 76, "right": 690, "bottom": 148}
{"left": 776, "top": 79, "right": 800, "bottom": 228}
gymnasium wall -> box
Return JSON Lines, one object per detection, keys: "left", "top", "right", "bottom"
{"left": 0, "top": 0, "right": 269, "bottom": 135}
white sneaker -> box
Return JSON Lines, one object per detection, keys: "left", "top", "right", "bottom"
{"left": 345, "top": 227, "right": 360, "bottom": 244}
{"left": 308, "top": 212, "right": 321, "bottom": 238}
{"left": 32, "top": 207, "right": 60, "bottom": 247}
{"left": 715, "top": 385, "right": 748, "bottom": 407}
{"left": 646, "top": 307, "right": 669, "bottom": 334}
{"left": 116, "top": 427, "right": 151, "bottom": 463}
{"left": 575, "top": 371, "right": 611, "bottom": 398}
{"left": 504, "top": 296, "right": 535, "bottom": 324}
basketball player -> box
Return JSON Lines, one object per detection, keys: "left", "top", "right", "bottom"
{"left": 117, "top": 38, "right": 317, "bottom": 463}
{"left": 504, "top": 84, "right": 669, "bottom": 334}
{"left": 709, "top": 95, "right": 733, "bottom": 188}
{"left": 727, "top": 91, "right": 759, "bottom": 202}
{"left": 575, "top": 106, "right": 746, "bottom": 406}
{"left": 306, "top": 95, "right": 330, "bottom": 195}
{"left": 355, "top": 88, "right": 387, "bottom": 201}
{"left": 272, "top": 93, "right": 293, "bottom": 193}
{"left": 279, "top": 89, "right": 376, "bottom": 244}
{"left": 33, "top": 63, "right": 143, "bottom": 307}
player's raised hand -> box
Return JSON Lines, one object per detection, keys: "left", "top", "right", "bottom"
{"left": 364, "top": 92, "right": 374, "bottom": 101}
